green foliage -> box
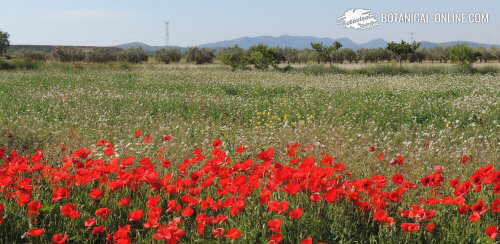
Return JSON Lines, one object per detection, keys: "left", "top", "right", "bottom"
{"left": 18, "top": 50, "right": 49, "bottom": 62}
{"left": 84, "top": 48, "right": 119, "bottom": 63}
{"left": 386, "top": 40, "right": 420, "bottom": 64}
{"left": 117, "top": 48, "right": 148, "bottom": 64}
{"left": 155, "top": 48, "right": 182, "bottom": 64}
{"left": 247, "top": 44, "right": 281, "bottom": 70}
{"left": 0, "top": 31, "right": 9, "bottom": 56}
{"left": 52, "top": 47, "right": 85, "bottom": 62}
{"left": 217, "top": 45, "right": 249, "bottom": 70}
{"left": 0, "top": 57, "right": 40, "bottom": 70}
{"left": 185, "top": 47, "right": 214, "bottom": 64}
{"left": 448, "top": 44, "right": 477, "bottom": 66}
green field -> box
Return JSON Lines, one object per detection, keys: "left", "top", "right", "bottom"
{"left": 0, "top": 64, "right": 498, "bottom": 243}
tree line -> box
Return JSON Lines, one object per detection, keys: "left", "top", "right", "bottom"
{"left": 1, "top": 30, "right": 499, "bottom": 69}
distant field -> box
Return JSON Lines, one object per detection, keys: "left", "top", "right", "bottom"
{"left": 0, "top": 65, "right": 498, "bottom": 243}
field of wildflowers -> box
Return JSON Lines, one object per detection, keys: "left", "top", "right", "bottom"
{"left": 0, "top": 65, "right": 498, "bottom": 243}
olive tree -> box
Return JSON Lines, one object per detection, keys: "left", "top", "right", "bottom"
{"left": 155, "top": 48, "right": 182, "bottom": 64}
{"left": 386, "top": 40, "right": 420, "bottom": 65}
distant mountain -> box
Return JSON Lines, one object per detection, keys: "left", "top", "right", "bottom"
{"left": 196, "top": 35, "right": 499, "bottom": 50}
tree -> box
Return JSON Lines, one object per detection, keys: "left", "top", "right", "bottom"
{"left": 386, "top": 40, "right": 420, "bottom": 65}
{"left": 247, "top": 44, "right": 280, "bottom": 70}
{"left": 311, "top": 41, "right": 342, "bottom": 65}
{"left": 155, "top": 48, "right": 182, "bottom": 64}
{"left": 117, "top": 48, "right": 148, "bottom": 64}
{"left": 310, "top": 42, "right": 328, "bottom": 64}
{"left": 186, "top": 47, "right": 214, "bottom": 64}
{"left": 0, "top": 31, "right": 10, "bottom": 57}
{"left": 448, "top": 44, "right": 476, "bottom": 67}
{"left": 217, "top": 45, "right": 249, "bottom": 70}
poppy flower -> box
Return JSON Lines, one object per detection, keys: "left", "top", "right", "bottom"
{"left": 51, "top": 234, "right": 68, "bottom": 244}
{"left": 95, "top": 208, "right": 111, "bottom": 220}
{"left": 267, "top": 219, "right": 282, "bottom": 233}
{"left": 128, "top": 210, "right": 144, "bottom": 221}
{"left": 289, "top": 208, "right": 303, "bottom": 219}
{"left": 89, "top": 188, "right": 104, "bottom": 199}
{"left": 52, "top": 187, "right": 70, "bottom": 202}
{"left": 134, "top": 130, "right": 142, "bottom": 137}
{"left": 401, "top": 223, "right": 420, "bottom": 232}
{"left": 143, "top": 136, "right": 153, "bottom": 144}
{"left": 425, "top": 223, "right": 435, "bottom": 232}
{"left": 225, "top": 228, "right": 241, "bottom": 239}
{"left": 26, "top": 228, "right": 45, "bottom": 237}
{"left": 181, "top": 207, "right": 194, "bottom": 217}
{"left": 212, "top": 228, "right": 225, "bottom": 238}
{"left": 460, "top": 155, "right": 471, "bottom": 164}
{"left": 85, "top": 218, "right": 97, "bottom": 227}
{"left": 118, "top": 197, "right": 131, "bottom": 207}
{"left": 270, "top": 233, "right": 283, "bottom": 243}
{"left": 300, "top": 237, "right": 313, "bottom": 244}
{"left": 484, "top": 225, "right": 498, "bottom": 239}
{"left": 92, "top": 226, "right": 106, "bottom": 234}
{"left": 60, "top": 203, "right": 80, "bottom": 219}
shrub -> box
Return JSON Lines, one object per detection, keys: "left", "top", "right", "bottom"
{"left": 217, "top": 46, "right": 249, "bottom": 70}
{"left": 247, "top": 44, "right": 281, "bottom": 70}
{"left": 19, "top": 50, "right": 48, "bottom": 62}
{"left": 186, "top": 47, "right": 214, "bottom": 64}
{"left": 85, "top": 48, "right": 119, "bottom": 63}
{"left": 155, "top": 48, "right": 182, "bottom": 64}
{"left": 117, "top": 48, "right": 148, "bottom": 64}
{"left": 52, "top": 47, "right": 85, "bottom": 62}
{"left": 448, "top": 44, "right": 477, "bottom": 67}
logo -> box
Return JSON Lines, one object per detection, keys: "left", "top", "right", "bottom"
{"left": 337, "top": 9, "right": 378, "bottom": 30}
{"left": 338, "top": 9, "right": 490, "bottom": 30}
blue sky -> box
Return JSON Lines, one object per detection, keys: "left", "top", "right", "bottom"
{"left": 1, "top": 0, "right": 498, "bottom": 46}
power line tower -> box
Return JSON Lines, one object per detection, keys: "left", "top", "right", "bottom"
{"left": 164, "top": 21, "right": 170, "bottom": 47}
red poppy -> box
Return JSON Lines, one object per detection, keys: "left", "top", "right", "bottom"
{"left": 392, "top": 173, "right": 405, "bottom": 185}
{"left": 460, "top": 154, "right": 471, "bottom": 164}
{"left": 27, "top": 200, "right": 42, "bottom": 216}
{"left": 92, "top": 226, "right": 106, "bottom": 234}
{"left": 289, "top": 208, "right": 303, "bottom": 219}
{"left": 52, "top": 187, "right": 70, "bottom": 202}
{"left": 51, "top": 234, "right": 68, "bottom": 244}
{"left": 26, "top": 228, "right": 45, "bottom": 237}
{"left": 401, "top": 223, "right": 420, "bottom": 232}
{"left": 163, "top": 135, "right": 173, "bottom": 141}
{"left": 143, "top": 136, "right": 153, "bottom": 144}
{"left": 85, "top": 218, "right": 96, "bottom": 227}
{"left": 212, "top": 228, "right": 225, "bottom": 238}
{"left": 134, "top": 130, "right": 142, "bottom": 137}
{"left": 267, "top": 219, "right": 282, "bottom": 233}
{"left": 300, "top": 237, "right": 313, "bottom": 244}
{"left": 95, "top": 208, "right": 111, "bottom": 220}
{"left": 225, "top": 228, "right": 241, "bottom": 239}
{"left": 484, "top": 225, "right": 498, "bottom": 239}
{"left": 425, "top": 223, "right": 435, "bottom": 232}
{"left": 60, "top": 203, "right": 80, "bottom": 219}
{"left": 128, "top": 210, "right": 144, "bottom": 221}
{"left": 270, "top": 233, "right": 283, "bottom": 243}
{"left": 89, "top": 188, "right": 104, "bottom": 199}
{"left": 182, "top": 207, "right": 194, "bottom": 217}
{"left": 118, "top": 197, "right": 131, "bottom": 207}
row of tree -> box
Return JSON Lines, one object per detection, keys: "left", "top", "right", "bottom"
{"left": 1, "top": 30, "right": 498, "bottom": 68}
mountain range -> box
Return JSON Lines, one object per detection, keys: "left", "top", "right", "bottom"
{"left": 116, "top": 35, "right": 500, "bottom": 51}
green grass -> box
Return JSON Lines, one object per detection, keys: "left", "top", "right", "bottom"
{"left": 0, "top": 64, "right": 498, "bottom": 243}
{"left": 297, "top": 64, "right": 500, "bottom": 75}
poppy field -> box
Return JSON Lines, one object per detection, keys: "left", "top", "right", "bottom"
{"left": 0, "top": 65, "right": 499, "bottom": 243}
